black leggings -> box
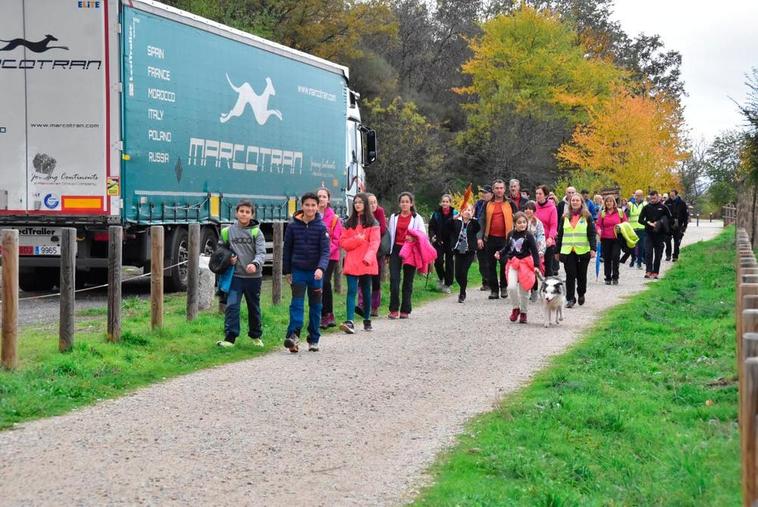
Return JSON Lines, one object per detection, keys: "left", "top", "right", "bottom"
{"left": 434, "top": 244, "right": 454, "bottom": 286}
{"left": 389, "top": 244, "right": 416, "bottom": 314}
{"left": 321, "top": 259, "right": 338, "bottom": 316}
{"left": 454, "top": 252, "right": 476, "bottom": 295}
{"left": 600, "top": 238, "right": 621, "bottom": 281}
{"left": 560, "top": 252, "right": 590, "bottom": 302}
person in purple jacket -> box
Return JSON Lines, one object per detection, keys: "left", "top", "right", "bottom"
{"left": 283, "top": 192, "right": 331, "bottom": 353}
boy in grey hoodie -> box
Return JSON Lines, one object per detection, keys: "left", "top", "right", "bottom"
{"left": 217, "top": 200, "right": 266, "bottom": 347}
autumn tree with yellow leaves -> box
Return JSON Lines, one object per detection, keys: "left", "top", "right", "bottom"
{"left": 557, "top": 87, "right": 685, "bottom": 196}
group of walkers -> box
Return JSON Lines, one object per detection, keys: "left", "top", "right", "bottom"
{"left": 215, "top": 179, "right": 690, "bottom": 353}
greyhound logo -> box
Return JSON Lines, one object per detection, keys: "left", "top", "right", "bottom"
{"left": 0, "top": 34, "right": 68, "bottom": 53}
{"left": 220, "top": 74, "right": 282, "bottom": 126}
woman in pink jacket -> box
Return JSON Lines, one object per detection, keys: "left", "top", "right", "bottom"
{"left": 339, "top": 193, "right": 380, "bottom": 333}
{"left": 318, "top": 187, "right": 343, "bottom": 328}
{"left": 534, "top": 185, "right": 558, "bottom": 276}
{"left": 596, "top": 195, "right": 626, "bottom": 285}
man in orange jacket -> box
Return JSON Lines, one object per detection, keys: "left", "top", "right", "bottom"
{"left": 477, "top": 178, "right": 517, "bottom": 299}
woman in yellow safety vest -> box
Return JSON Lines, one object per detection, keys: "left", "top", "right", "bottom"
{"left": 555, "top": 193, "right": 597, "bottom": 308}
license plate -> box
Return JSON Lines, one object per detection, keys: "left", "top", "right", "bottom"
{"left": 18, "top": 226, "right": 62, "bottom": 256}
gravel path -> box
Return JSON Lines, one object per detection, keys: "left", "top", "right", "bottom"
{"left": 0, "top": 222, "right": 723, "bottom": 506}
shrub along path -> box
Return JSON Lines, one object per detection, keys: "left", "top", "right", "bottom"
{"left": 0, "top": 223, "right": 722, "bottom": 505}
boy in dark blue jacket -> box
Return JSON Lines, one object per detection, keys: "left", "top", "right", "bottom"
{"left": 283, "top": 192, "right": 331, "bottom": 353}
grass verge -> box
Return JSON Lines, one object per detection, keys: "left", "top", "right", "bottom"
{"left": 413, "top": 228, "right": 739, "bottom": 506}
{"left": 0, "top": 268, "right": 453, "bottom": 430}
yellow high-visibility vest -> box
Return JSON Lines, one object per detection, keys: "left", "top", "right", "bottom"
{"left": 560, "top": 216, "right": 591, "bottom": 255}
{"left": 628, "top": 201, "right": 646, "bottom": 230}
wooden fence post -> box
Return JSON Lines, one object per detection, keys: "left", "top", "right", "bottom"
{"left": 272, "top": 222, "right": 283, "bottom": 305}
{"left": 107, "top": 226, "right": 122, "bottom": 342}
{"left": 334, "top": 250, "right": 344, "bottom": 294}
{"left": 151, "top": 226, "right": 164, "bottom": 330}
{"left": 744, "top": 357, "right": 758, "bottom": 506}
{"left": 1, "top": 230, "right": 18, "bottom": 369}
{"left": 187, "top": 223, "right": 200, "bottom": 321}
{"left": 59, "top": 228, "right": 76, "bottom": 352}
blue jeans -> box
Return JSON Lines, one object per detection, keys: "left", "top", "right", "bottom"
{"left": 346, "top": 274, "right": 372, "bottom": 322}
{"left": 224, "top": 276, "right": 262, "bottom": 342}
{"left": 633, "top": 229, "right": 647, "bottom": 267}
{"left": 287, "top": 268, "right": 323, "bottom": 343}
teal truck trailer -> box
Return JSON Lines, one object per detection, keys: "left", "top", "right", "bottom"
{"left": 0, "top": 0, "right": 376, "bottom": 291}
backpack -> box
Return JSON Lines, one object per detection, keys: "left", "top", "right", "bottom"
{"left": 220, "top": 225, "right": 260, "bottom": 243}
{"left": 210, "top": 225, "right": 260, "bottom": 275}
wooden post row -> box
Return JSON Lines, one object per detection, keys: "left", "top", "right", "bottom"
{"left": 1, "top": 230, "right": 18, "bottom": 369}
{"left": 272, "top": 222, "right": 283, "bottom": 305}
{"left": 187, "top": 224, "right": 200, "bottom": 321}
{"left": 151, "top": 226, "right": 164, "bottom": 330}
{"left": 744, "top": 357, "right": 758, "bottom": 506}
{"left": 59, "top": 228, "right": 76, "bottom": 352}
{"left": 107, "top": 226, "right": 123, "bottom": 342}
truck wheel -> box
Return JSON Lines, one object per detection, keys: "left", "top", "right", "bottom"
{"left": 19, "top": 267, "right": 58, "bottom": 292}
{"left": 200, "top": 227, "right": 218, "bottom": 256}
{"left": 165, "top": 227, "right": 189, "bottom": 292}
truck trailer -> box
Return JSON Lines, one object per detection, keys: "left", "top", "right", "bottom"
{"left": 0, "top": 0, "right": 376, "bottom": 291}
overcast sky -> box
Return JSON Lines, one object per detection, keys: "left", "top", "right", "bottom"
{"left": 612, "top": 0, "right": 758, "bottom": 144}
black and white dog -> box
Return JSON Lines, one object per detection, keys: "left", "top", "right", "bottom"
{"left": 537, "top": 273, "right": 564, "bottom": 328}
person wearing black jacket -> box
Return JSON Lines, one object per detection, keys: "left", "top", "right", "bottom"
{"left": 555, "top": 194, "right": 597, "bottom": 308}
{"left": 428, "top": 194, "right": 457, "bottom": 294}
{"left": 638, "top": 190, "right": 672, "bottom": 279}
{"left": 667, "top": 190, "right": 689, "bottom": 261}
{"left": 449, "top": 205, "right": 481, "bottom": 303}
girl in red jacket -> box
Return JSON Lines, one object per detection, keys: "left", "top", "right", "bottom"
{"left": 339, "top": 193, "right": 381, "bottom": 333}
{"left": 596, "top": 195, "right": 626, "bottom": 285}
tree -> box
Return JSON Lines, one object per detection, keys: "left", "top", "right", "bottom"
{"left": 557, "top": 86, "right": 685, "bottom": 197}
{"left": 361, "top": 97, "right": 445, "bottom": 202}
{"left": 678, "top": 139, "right": 708, "bottom": 203}
{"left": 703, "top": 130, "right": 745, "bottom": 207}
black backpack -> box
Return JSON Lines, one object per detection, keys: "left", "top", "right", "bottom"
{"left": 209, "top": 245, "right": 234, "bottom": 274}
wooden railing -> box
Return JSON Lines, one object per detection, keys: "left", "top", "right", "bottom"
{"left": 726, "top": 205, "right": 738, "bottom": 226}
{"left": 736, "top": 227, "right": 758, "bottom": 505}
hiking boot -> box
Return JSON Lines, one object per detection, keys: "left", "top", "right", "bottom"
{"left": 340, "top": 321, "right": 356, "bottom": 334}
{"left": 363, "top": 320, "right": 372, "bottom": 332}
{"left": 566, "top": 299, "right": 576, "bottom": 308}
{"left": 578, "top": 295, "right": 585, "bottom": 306}
{"left": 283, "top": 334, "right": 299, "bottom": 353}
{"left": 509, "top": 307, "right": 520, "bottom": 322}
{"left": 519, "top": 312, "right": 527, "bottom": 324}
{"left": 399, "top": 312, "right": 410, "bottom": 319}
{"left": 480, "top": 285, "right": 490, "bottom": 292}
{"left": 489, "top": 292, "right": 500, "bottom": 300}
{"left": 216, "top": 340, "right": 234, "bottom": 348}
{"left": 388, "top": 311, "right": 400, "bottom": 320}
{"left": 458, "top": 293, "right": 466, "bottom": 303}
{"left": 612, "top": 279, "right": 619, "bottom": 285}
{"left": 355, "top": 306, "right": 365, "bottom": 318}
{"left": 320, "top": 313, "right": 335, "bottom": 329}
{"left": 604, "top": 279, "right": 611, "bottom": 285}
{"left": 308, "top": 341, "right": 320, "bottom": 352}
{"left": 500, "top": 288, "right": 508, "bottom": 299}
{"left": 251, "top": 338, "right": 264, "bottom": 348}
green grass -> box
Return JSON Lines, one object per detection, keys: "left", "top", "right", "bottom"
{"left": 413, "top": 228, "right": 739, "bottom": 506}
{"left": 0, "top": 269, "right": 450, "bottom": 429}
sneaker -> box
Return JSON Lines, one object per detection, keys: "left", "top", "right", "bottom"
{"left": 578, "top": 295, "right": 585, "bottom": 306}
{"left": 519, "top": 312, "right": 527, "bottom": 324}
{"left": 437, "top": 279, "right": 445, "bottom": 291}
{"left": 644, "top": 272, "right": 651, "bottom": 279}
{"left": 480, "top": 285, "right": 490, "bottom": 292}
{"left": 637, "top": 265, "right": 643, "bottom": 270}
{"left": 370, "top": 309, "right": 379, "bottom": 317}
{"left": 283, "top": 334, "right": 299, "bottom": 353}
{"left": 566, "top": 299, "right": 576, "bottom": 308}
{"left": 216, "top": 340, "right": 234, "bottom": 348}
{"left": 320, "top": 313, "right": 335, "bottom": 329}
{"left": 529, "top": 290, "right": 538, "bottom": 302}
{"left": 500, "top": 288, "right": 508, "bottom": 299}
{"left": 443, "top": 285, "right": 452, "bottom": 294}
{"left": 458, "top": 293, "right": 466, "bottom": 303}
{"left": 308, "top": 342, "right": 319, "bottom": 352}
{"left": 509, "top": 307, "right": 520, "bottom": 322}
{"left": 604, "top": 279, "right": 611, "bottom": 285}
{"left": 363, "top": 320, "right": 372, "bottom": 331}
{"left": 388, "top": 311, "right": 400, "bottom": 319}
{"left": 251, "top": 338, "right": 264, "bottom": 348}
{"left": 612, "top": 279, "right": 619, "bottom": 285}
{"left": 355, "top": 306, "right": 365, "bottom": 318}
{"left": 672, "top": 257, "right": 678, "bottom": 262}
{"left": 652, "top": 273, "right": 659, "bottom": 279}
{"left": 340, "top": 321, "right": 356, "bottom": 334}
{"left": 399, "top": 312, "right": 410, "bottom": 319}
{"left": 488, "top": 292, "right": 500, "bottom": 300}
{"left": 665, "top": 256, "right": 671, "bottom": 261}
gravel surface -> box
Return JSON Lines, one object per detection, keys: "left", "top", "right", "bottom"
{"left": 0, "top": 222, "right": 722, "bottom": 506}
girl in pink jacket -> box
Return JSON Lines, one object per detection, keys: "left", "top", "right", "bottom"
{"left": 318, "top": 187, "right": 343, "bottom": 329}
{"left": 596, "top": 195, "right": 626, "bottom": 285}
{"left": 339, "top": 193, "right": 380, "bottom": 333}
{"left": 534, "top": 185, "right": 558, "bottom": 276}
